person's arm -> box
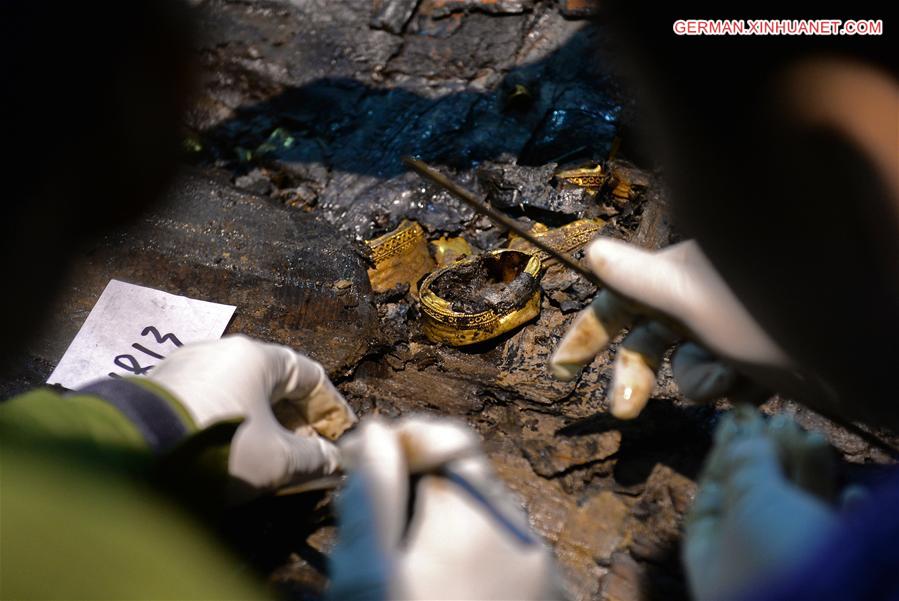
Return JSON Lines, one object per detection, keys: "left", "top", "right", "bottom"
{"left": 1, "top": 335, "right": 357, "bottom": 499}
{"left": 0, "top": 378, "right": 195, "bottom": 462}
{"left": 0, "top": 433, "right": 271, "bottom": 600}
{"left": 0, "top": 335, "right": 357, "bottom": 598}
{"left": 739, "top": 467, "right": 899, "bottom": 601}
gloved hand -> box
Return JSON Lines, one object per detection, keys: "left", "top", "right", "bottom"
{"left": 550, "top": 238, "right": 816, "bottom": 419}
{"left": 328, "top": 415, "right": 565, "bottom": 601}
{"left": 147, "top": 335, "right": 357, "bottom": 494}
{"left": 684, "top": 405, "right": 837, "bottom": 600}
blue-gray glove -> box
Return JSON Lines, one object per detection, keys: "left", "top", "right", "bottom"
{"left": 684, "top": 405, "right": 838, "bottom": 600}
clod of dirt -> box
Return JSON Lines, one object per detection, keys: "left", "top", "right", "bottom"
{"left": 477, "top": 161, "right": 595, "bottom": 221}
{"left": 428, "top": 0, "right": 535, "bottom": 18}
{"left": 370, "top": 0, "right": 420, "bottom": 34}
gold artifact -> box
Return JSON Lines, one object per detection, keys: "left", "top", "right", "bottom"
{"left": 365, "top": 220, "right": 435, "bottom": 293}
{"left": 555, "top": 163, "right": 608, "bottom": 195}
{"left": 608, "top": 162, "right": 650, "bottom": 202}
{"left": 419, "top": 249, "right": 543, "bottom": 346}
{"left": 431, "top": 236, "right": 473, "bottom": 267}
{"left": 507, "top": 218, "right": 606, "bottom": 267}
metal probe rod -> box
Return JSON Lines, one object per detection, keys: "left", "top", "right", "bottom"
{"left": 402, "top": 156, "right": 603, "bottom": 288}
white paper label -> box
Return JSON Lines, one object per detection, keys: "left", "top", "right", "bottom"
{"left": 47, "top": 279, "right": 236, "bottom": 389}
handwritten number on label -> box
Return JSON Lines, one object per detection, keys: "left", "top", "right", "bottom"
{"left": 132, "top": 343, "right": 164, "bottom": 360}
{"left": 109, "top": 326, "right": 184, "bottom": 378}
{"left": 114, "top": 354, "right": 153, "bottom": 375}
{"left": 141, "top": 326, "right": 183, "bottom": 347}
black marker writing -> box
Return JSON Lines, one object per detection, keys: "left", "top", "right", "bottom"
{"left": 132, "top": 343, "right": 164, "bottom": 360}
{"left": 110, "top": 326, "right": 184, "bottom": 378}
{"left": 141, "top": 326, "right": 183, "bottom": 347}
{"left": 113, "top": 354, "right": 153, "bottom": 375}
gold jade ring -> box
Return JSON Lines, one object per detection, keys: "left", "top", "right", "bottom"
{"left": 419, "top": 249, "right": 543, "bottom": 346}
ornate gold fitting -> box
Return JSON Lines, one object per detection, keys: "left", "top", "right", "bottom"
{"left": 430, "top": 235, "right": 473, "bottom": 267}
{"left": 365, "top": 220, "right": 435, "bottom": 294}
{"left": 554, "top": 163, "right": 608, "bottom": 195}
{"left": 419, "top": 249, "right": 543, "bottom": 346}
{"left": 507, "top": 218, "right": 605, "bottom": 267}
{"left": 608, "top": 162, "right": 650, "bottom": 203}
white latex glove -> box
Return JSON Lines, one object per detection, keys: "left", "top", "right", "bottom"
{"left": 550, "top": 239, "right": 807, "bottom": 419}
{"left": 684, "top": 405, "right": 837, "bottom": 601}
{"left": 328, "top": 415, "right": 565, "bottom": 601}
{"left": 147, "top": 335, "right": 357, "bottom": 494}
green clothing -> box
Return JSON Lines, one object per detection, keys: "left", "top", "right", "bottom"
{"left": 0, "top": 379, "right": 193, "bottom": 458}
{"left": 0, "top": 383, "right": 271, "bottom": 600}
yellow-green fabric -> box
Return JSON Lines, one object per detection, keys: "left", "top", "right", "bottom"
{"left": 1, "top": 386, "right": 151, "bottom": 452}
{"left": 0, "top": 437, "right": 269, "bottom": 600}
{"left": 0, "top": 380, "right": 196, "bottom": 457}
{"left": 0, "top": 386, "right": 270, "bottom": 600}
